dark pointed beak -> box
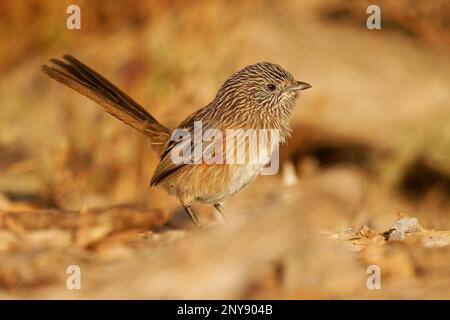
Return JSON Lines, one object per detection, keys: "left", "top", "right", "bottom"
{"left": 290, "top": 80, "right": 312, "bottom": 91}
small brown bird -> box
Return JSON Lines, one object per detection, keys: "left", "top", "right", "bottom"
{"left": 42, "top": 55, "right": 311, "bottom": 226}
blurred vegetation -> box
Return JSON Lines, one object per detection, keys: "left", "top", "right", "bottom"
{"left": 0, "top": 0, "right": 449, "bottom": 299}
{"left": 322, "top": 0, "right": 450, "bottom": 53}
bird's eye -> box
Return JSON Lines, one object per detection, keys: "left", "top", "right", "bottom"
{"left": 266, "top": 83, "right": 277, "bottom": 91}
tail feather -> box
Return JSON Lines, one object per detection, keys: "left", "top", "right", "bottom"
{"left": 41, "top": 55, "right": 170, "bottom": 154}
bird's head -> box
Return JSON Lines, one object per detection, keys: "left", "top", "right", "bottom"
{"left": 214, "top": 62, "right": 311, "bottom": 117}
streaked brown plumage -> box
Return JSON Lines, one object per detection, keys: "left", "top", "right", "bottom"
{"left": 42, "top": 55, "right": 311, "bottom": 226}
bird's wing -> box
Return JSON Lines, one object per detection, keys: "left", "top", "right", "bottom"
{"left": 150, "top": 109, "right": 227, "bottom": 187}
{"left": 150, "top": 119, "right": 275, "bottom": 187}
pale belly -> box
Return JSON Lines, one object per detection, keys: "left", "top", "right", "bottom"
{"left": 163, "top": 163, "right": 265, "bottom": 205}
{"left": 161, "top": 132, "right": 279, "bottom": 205}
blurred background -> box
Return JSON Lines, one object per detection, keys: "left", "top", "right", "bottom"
{"left": 0, "top": 0, "right": 449, "bottom": 299}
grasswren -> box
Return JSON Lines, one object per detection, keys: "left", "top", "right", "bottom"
{"left": 42, "top": 55, "right": 311, "bottom": 226}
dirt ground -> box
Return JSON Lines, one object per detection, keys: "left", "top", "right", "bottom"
{"left": 0, "top": 0, "right": 449, "bottom": 299}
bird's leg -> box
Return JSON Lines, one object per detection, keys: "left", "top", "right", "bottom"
{"left": 183, "top": 205, "right": 200, "bottom": 227}
{"left": 213, "top": 203, "right": 227, "bottom": 221}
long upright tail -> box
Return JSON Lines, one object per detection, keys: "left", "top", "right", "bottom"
{"left": 41, "top": 55, "right": 171, "bottom": 154}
